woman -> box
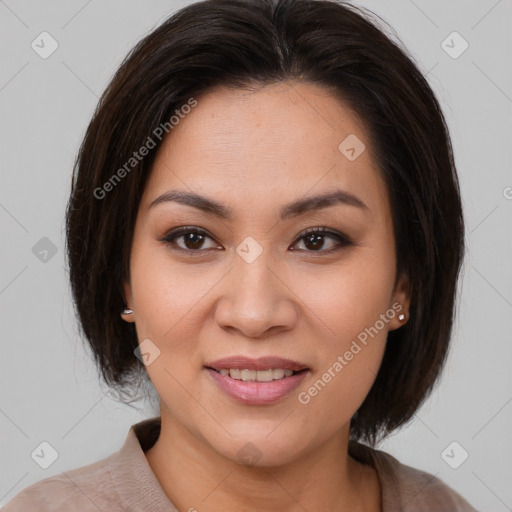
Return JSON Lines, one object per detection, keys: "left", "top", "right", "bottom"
{"left": 3, "top": 0, "right": 478, "bottom": 510}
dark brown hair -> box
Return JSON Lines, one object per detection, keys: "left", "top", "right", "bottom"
{"left": 65, "top": 0, "right": 465, "bottom": 445}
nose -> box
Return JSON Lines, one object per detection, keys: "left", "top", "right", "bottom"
{"left": 213, "top": 249, "right": 298, "bottom": 339}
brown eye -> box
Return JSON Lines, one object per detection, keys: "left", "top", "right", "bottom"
{"left": 160, "top": 227, "right": 220, "bottom": 252}
{"left": 291, "top": 227, "right": 352, "bottom": 253}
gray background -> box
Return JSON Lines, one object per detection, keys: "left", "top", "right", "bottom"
{"left": 1, "top": 0, "right": 511, "bottom": 510}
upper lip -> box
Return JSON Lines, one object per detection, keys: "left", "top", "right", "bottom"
{"left": 205, "top": 356, "right": 309, "bottom": 372}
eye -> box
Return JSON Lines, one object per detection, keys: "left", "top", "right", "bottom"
{"left": 159, "top": 226, "right": 352, "bottom": 255}
{"left": 159, "top": 226, "right": 221, "bottom": 253}
{"left": 291, "top": 227, "right": 352, "bottom": 254}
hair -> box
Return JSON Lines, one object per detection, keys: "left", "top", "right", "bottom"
{"left": 65, "top": 0, "right": 465, "bottom": 445}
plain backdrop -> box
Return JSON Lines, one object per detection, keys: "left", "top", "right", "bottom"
{"left": 1, "top": 1, "right": 511, "bottom": 510}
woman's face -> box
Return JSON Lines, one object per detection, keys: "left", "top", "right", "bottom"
{"left": 124, "top": 82, "right": 409, "bottom": 466}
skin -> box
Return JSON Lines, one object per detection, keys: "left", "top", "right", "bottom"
{"left": 122, "top": 81, "right": 410, "bottom": 512}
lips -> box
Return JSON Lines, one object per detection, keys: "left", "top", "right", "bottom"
{"left": 204, "top": 356, "right": 310, "bottom": 405}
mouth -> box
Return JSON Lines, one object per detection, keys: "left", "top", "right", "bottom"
{"left": 204, "top": 356, "right": 310, "bottom": 405}
{"left": 206, "top": 367, "right": 308, "bottom": 382}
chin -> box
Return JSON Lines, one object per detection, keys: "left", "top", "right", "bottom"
{"left": 202, "top": 423, "right": 311, "bottom": 469}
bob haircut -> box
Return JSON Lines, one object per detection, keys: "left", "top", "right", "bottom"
{"left": 65, "top": 0, "right": 465, "bottom": 446}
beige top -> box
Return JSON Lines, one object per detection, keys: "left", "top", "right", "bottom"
{"left": 3, "top": 416, "right": 478, "bottom": 511}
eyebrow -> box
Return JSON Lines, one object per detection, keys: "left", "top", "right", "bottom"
{"left": 148, "top": 188, "right": 370, "bottom": 220}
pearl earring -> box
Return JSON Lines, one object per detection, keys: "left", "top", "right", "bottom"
{"left": 121, "top": 308, "right": 133, "bottom": 316}
{"left": 398, "top": 313, "right": 405, "bottom": 322}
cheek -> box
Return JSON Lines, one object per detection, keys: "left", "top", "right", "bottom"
{"left": 130, "top": 242, "right": 204, "bottom": 374}
{"left": 128, "top": 243, "right": 209, "bottom": 408}
{"left": 295, "top": 274, "right": 391, "bottom": 434}
{"left": 294, "top": 251, "right": 396, "bottom": 344}
{"left": 291, "top": 248, "right": 394, "bottom": 413}
{"left": 128, "top": 240, "right": 211, "bottom": 357}
{"left": 296, "top": 342, "right": 385, "bottom": 439}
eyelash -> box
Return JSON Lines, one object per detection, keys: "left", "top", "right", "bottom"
{"left": 158, "top": 225, "right": 353, "bottom": 255}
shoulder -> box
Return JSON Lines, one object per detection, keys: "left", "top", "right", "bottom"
{"left": 382, "top": 453, "right": 478, "bottom": 511}
{"left": 1, "top": 452, "right": 122, "bottom": 512}
{"left": 2, "top": 418, "right": 165, "bottom": 512}
{"left": 349, "top": 441, "right": 479, "bottom": 512}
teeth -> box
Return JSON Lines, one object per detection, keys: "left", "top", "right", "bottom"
{"left": 241, "top": 369, "right": 255, "bottom": 381}
{"left": 273, "top": 369, "right": 285, "bottom": 380}
{"left": 229, "top": 369, "right": 241, "bottom": 379}
{"left": 217, "top": 368, "right": 300, "bottom": 381}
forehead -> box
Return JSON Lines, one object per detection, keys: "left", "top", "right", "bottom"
{"left": 141, "top": 82, "right": 390, "bottom": 218}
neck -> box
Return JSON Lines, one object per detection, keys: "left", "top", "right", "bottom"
{"left": 144, "top": 411, "right": 381, "bottom": 512}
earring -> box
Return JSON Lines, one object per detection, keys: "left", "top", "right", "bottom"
{"left": 121, "top": 307, "right": 134, "bottom": 322}
{"left": 398, "top": 313, "right": 405, "bottom": 322}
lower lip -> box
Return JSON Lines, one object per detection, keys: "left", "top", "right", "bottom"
{"left": 205, "top": 368, "right": 308, "bottom": 405}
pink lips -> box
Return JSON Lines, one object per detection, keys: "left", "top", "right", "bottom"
{"left": 204, "top": 356, "right": 309, "bottom": 405}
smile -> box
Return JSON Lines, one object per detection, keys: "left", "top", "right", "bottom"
{"left": 215, "top": 368, "right": 299, "bottom": 381}
{"left": 205, "top": 367, "right": 309, "bottom": 405}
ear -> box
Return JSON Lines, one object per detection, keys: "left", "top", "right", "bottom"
{"left": 388, "top": 273, "right": 411, "bottom": 331}
{"left": 121, "top": 280, "right": 135, "bottom": 323}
